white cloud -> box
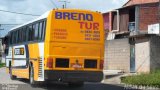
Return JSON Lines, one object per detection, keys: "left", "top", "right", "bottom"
{"left": 68, "top": 0, "right": 128, "bottom": 12}
{"left": 112, "top": 0, "right": 120, "bottom": 5}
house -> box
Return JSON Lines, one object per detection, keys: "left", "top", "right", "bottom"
{"left": 104, "top": 0, "right": 159, "bottom": 39}
{"left": 103, "top": 0, "right": 160, "bottom": 73}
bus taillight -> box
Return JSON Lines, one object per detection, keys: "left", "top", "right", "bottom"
{"left": 47, "top": 57, "right": 53, "bottom": 68}
{"left": 100, "top": 60, "right": 104, "bottom": 69}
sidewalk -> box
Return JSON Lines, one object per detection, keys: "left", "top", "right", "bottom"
{"left": 102, "top": 70, "right": 135, "bottom": 85}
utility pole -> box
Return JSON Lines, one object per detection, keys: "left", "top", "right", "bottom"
{"left": 59, "top": 0, "right": 70, "bottom": 8}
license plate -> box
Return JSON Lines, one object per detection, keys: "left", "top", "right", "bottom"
{"left": 71, "top": 64, "right": 82, "bottom": 69}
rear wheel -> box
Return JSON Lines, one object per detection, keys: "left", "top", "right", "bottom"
{"left": 29, "top": 65, "right": 36, "bottom": 86}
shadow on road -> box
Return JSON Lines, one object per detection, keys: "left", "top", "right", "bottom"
{"left": 16, "top": 79, "right": 125, "bottom": 90}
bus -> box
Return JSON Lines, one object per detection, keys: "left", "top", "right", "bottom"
{"left": 5, "top": 9, "right": 104, "bottom": 86}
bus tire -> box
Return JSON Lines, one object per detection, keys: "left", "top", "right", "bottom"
{"left": 9, "top": 66, "right": 17, "bottom": 80}
{"left": 68, "top": 82, "right": 84, "bottom": 87}
{"left": 29, "top": 65, "right": 36, "bottom": 86}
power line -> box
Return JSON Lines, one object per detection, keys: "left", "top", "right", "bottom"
{"left": 50, "top": 0, "right": 58, "bottom": 8}
{"left": 59, "top": 0, "right": 70, "bottom": 8}
{"left": 0, "top": 9, "right": 40, "bottom": 16}
{"left": 0, "top": 24, "right": 20, "bottom": 25}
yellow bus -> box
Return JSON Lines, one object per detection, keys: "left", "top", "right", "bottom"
{"left": 5, "top": 9, "right": 104, "bottom": 86}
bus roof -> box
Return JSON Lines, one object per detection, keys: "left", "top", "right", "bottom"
{"left": 10, "top": 11, "right": 50, "bottom": 31}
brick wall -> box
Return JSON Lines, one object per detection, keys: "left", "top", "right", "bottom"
{"left": 104, "top": 38, "right": 130, "bottom": 72}
{"left": 139, "top": 3, "right": 159, "bottom": 31}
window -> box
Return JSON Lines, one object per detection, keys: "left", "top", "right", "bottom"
{"left": 20, "top": 28, "right": 24, "bottom": 43}
{"left": 34, "top": 23, "right": 39, "bottom": 41}
{"left": 27, "top": 25, "right": 34, "bottom": 42}
{"left": 9, "top": 19, "right": 47, "bottom": 45}
{"left": 42, "top": 20, "right": 46, "bottom": 40}
{"left": 15, "top": 30, "right": 18, "bottom": 43}
{"left": 10, "top": 32, "right": 13, "bottom": 44}
{"left": 27, "top": 26, "right": 30, "bottom": 41}
{"left": 18, "top": 29, "right": 22, "bottom": 43}
{"left": 18, "top": 29, "right": 21, "bottom": 43}
{"left": 23, "top": 27, "right": 28, "bottom": 42}
{"left": 38, "top": 22, "right": 43, "bottom": 41}
{"left": 31, "top": 25, "right": 34, "bottom": 41}
{"left": 14, "top": 31, "right": 17, "bottom": 44}
{"left": 11, "top": 32, "right": 14, "bottom": 44}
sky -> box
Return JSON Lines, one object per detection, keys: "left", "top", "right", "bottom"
{"left": 0, "top": 0, "right": 128, "bottom": 37}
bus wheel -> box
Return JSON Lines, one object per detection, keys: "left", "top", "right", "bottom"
{"left": 9, "top": 67, "right": 16, "bottom": 80}
{"left": 29, "top": 65, "right": 36, "bottom": 86}
{"left": 68, "top": 82, "right": 84, "bottom": 87}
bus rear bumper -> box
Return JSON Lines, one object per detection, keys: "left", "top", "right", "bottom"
{"left": 44, "top": 70, "right": 103, "bottom": 82}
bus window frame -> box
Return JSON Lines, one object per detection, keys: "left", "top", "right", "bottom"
{"left": 8, "top": 19, "right": 47, "bottom": 46}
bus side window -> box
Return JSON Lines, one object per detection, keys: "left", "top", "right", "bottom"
{"left": 32, "top": 24, "right": 36, "bottom": 41}
{"left": 16, "top": 31, "right": 18, "bottom": 44}
{"left": 9, "top": 34, "right": 12, "bottom": 45}
{"left": 39, "top": 22, "right": 43, "bottom": 41}
{"left": 12, "top": 32, "right": 14, "bottom": 44}
{"left": 20, "top": 28, "right": 23, "bottom": 43}
{"left": 30, "top": 25, "right": 33, "bottom": 41}
{"left": 28, "top": 26, "right": 31, "bottom": 41}
{"left": 24, "top": 26, "right": 28, "bottom": 42}
{"left": 15, "top": 31, "right": 17, "bottom": 44}
{"left": 22, "top": 28, "right": 24, "bottom": 42}
{"left": 17, "top": 30, "right": 20, "bottom": 44}
{"left": 11, "top": 32, "right": 13, "bottom": 44}
{"left": 13, "top": 31, "right": 16, "bottom": 44}
{"left": 34, "top": 23, "right": 39, "bottom": 41}
{"left": 18, "top": 29, "right": 21, "bottom": 43}
{"left": 28, "top": 26, "right": 32, "bottom": 41}
{"left": 42, "top": 20, "right": 46, "bottom": 41}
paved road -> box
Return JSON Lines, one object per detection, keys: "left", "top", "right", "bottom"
{"left": 0, "top": 67, "right": 125, "bottom": 90}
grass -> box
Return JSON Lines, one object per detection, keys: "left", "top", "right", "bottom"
{"left": 121, "top": 70, "right": 160, "bottom": 88}
{"left": 0, "top": 63, "right": 5, "bottom": 68}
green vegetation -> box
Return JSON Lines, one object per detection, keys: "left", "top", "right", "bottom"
{"left": 0, "top": 63, "right": 5, "bottom": 68}
{"left": 121, "top": 70, "right": 160, "bottom": 88}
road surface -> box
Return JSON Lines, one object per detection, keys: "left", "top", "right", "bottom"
{"left": 0, "top": 67, "right": 125, "bottom": 90}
